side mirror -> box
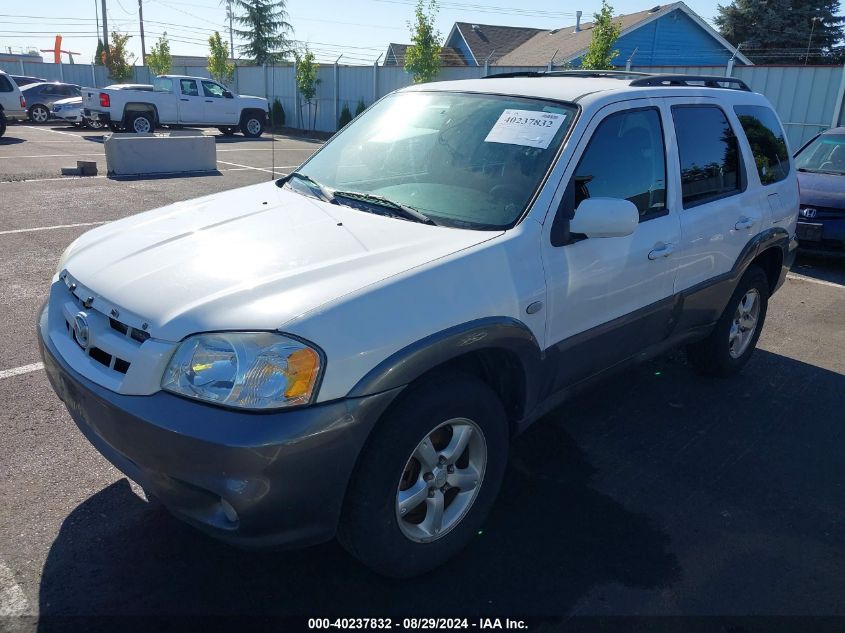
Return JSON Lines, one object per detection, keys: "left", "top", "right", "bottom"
{"left": 569, "top": 198, "right": 639, "bottom": 238}
{"left": 223, "top": 90, "right": 233, "bottom": 99}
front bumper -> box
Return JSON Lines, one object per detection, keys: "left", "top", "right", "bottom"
{"left": 38, "top": 304, "right": 402, "bottom": 549}
{"left": 3, "top": 108, "right": 26, "bottom": 121}
{"left": 796, "top": 219, "right": 845, "bottom": 249}
{"left": 53, "top": 109, "right": 83, "bottom": 123}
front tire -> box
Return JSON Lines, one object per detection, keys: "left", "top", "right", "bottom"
{"left": 687, "top": 265, "right": 769, "bottom": 376}
{"left": 240, "top": 111, "right": 265, "bottom": 137}
{"left": 339, "top": 373, "right": 509, "bottom": 577}
{"left": 29, "top": 104, "right": 50, "bottom": 124}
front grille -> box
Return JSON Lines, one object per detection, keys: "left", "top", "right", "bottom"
{"left": 60, "top": 278, "right": 150, "bottom": 379}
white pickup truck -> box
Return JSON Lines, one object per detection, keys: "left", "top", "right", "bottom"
{"left": 82, "top": 74, "right": 268, "bottom": 136}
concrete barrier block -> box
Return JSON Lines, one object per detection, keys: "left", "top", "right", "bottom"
{"left": 104, "top": 132, "right": 217, "bottom": 176}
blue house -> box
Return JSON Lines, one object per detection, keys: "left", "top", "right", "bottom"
{"left": 385, "top": 2, "right": 751, "bottom": 68}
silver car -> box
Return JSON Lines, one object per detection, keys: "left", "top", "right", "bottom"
{"left": 21, "top": 82, "right": 81, "bottom": 123}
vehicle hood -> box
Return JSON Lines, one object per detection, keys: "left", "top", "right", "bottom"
{"left": 54, "top": 97, "right": 81, "bottom": 106}
{"left": 61, "top": 181, "right": 500, "bottom": 342}
{"left": 798, "top": 170, "right": 845, "bottom": 208}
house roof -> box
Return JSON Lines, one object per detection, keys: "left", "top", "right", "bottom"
{"left": 495, "top": 2, "right": 751, "bottom": 66}
{"left": 385, "top": 43, "right": 468, "bottom": 66}
{"left": 451, "top": 22, "right": 545, "bottom": 65}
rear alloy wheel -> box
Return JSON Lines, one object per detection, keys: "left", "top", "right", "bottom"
{"left": 339, "top": 373, "right": 509, "bottom": 577}
{"left": 29, "top": 104, "right": 50, "bottom": 124}
{"left": 86, "top": 118, "right": 105, "bottom": 130}
{"left": 687, "top": 265, "right": 769, "bottom": 376}
{"left": 130, "top": 112, "right": 154, "bottom": 134}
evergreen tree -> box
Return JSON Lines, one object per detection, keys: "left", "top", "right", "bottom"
{"left": 234, "top": 0, "right": 294, "bottom": 64}
{"left": 716, "top": 0, "right": 845, "bottom": 64}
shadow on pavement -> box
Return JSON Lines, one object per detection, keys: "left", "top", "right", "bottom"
{"left": 792, "top": 252, "right": 845, "bottom": 285}
{"left": 37, "top": 422, "right": 679, "bottom": 617}
{"left": 0, "top": 136, "right": 25, "bottom": 145}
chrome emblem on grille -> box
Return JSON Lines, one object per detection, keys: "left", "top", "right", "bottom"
{"left": 73, "top": 313, "right": 90, "bottom": 350}
{"left": 800, "top": 207, "right": 817, "bottom": 219}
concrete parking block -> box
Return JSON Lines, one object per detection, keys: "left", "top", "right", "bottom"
{"left": 104, "top": 132, "right": 216, "bottom": 176}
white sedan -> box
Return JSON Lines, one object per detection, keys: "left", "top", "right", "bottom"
{"left": 53, "top": 84, "right": 153, "bottom": 129}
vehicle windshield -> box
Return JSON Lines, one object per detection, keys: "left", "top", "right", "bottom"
{"left": 795, "top": 133, "right": 845, "bottom": 174}
{"left": 289, "top": 91, "right": 577, "bottom": 229}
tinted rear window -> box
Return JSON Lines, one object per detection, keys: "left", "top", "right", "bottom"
{"left": 672, "top": 105, "right": 743, "bottom": 207}
{"left": 0, "top": 75, "right": 12, "bottom": 92}
{"left": 734, "top": 105, "right": 790, "bottom": 185}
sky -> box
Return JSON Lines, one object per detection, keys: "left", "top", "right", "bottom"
{"left": 1, "top": 0, "right": 724, "bottom": 66}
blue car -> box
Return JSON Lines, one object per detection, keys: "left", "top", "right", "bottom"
{"left": 794, "top": 127, "right": 845, "bottom": 250}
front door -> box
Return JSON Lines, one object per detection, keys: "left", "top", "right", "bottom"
{"left": 541, "top": 100, "right": 681, "bottom": 391}
{"left": 201, "top": 80, "right": 239, "bottom": 124}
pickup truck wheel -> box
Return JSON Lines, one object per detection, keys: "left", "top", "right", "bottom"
{"left": 130, "top": 113, "right": 154, "bottom": 134}
{"left": 218, "top": 126, "right": 237, "bottom": 136}
{"left": 338, "top": 373, "right": 509, "bottom": 577}
{"left": 240, "top": 113, "right": 264, "bottom": 137}
{"left": 687, "top": 265, "right": 769, "bottom": 377}
{"left": 0, "top": 111, "right": 6, "bottom": 138}
{"left": 29, "top": 104, "right": 50, "bottom": 124}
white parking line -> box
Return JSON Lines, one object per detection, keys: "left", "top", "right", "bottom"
{"left": 0, "top": 221, "right": 108, "bottom": 236}
{"left": 217, "top": 160, "right": 295, "bottom": 174}
{"left": 0, "top": 362, "right": 44, "bottom": 381}
{"left": 0, "top": 560, "right": 30, "bottom": 616}
{"left": 786, "top": 272, "right": 844, "bottom": 289}
{"left": 18, "top": 125, "right": 82, "bottom": 138}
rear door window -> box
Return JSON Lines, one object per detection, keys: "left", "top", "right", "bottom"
{"left": 180, "top": 79, "right": 199, "bottom": 96}
{"left": 0, "top": 75, "right": 12, "bottom": 92}
{"left": 734, "top": 105, "right": 790, "bottom": 185}
{"left": 672, "top": 105, "right": 743, "bottom": 207}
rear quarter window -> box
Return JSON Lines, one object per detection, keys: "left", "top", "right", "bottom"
{"left": 0, "top": 75, "right": 12, "bottom": 92}
{"left": 734, "top": 105, "right": 790, "bottom": 185}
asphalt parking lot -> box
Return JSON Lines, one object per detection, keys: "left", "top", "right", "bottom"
{"left": 0, "top": 122, "right": 844, "bottom": 623}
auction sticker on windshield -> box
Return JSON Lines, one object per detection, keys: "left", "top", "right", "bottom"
{"left": 484, "top": 109, "right": 567, "bottom": 149}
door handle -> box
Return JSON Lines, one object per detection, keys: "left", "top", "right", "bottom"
{"left": 180, "top": 98, "right": 189, "bottom": 101}
{"left": 735, "top": 217, "right": 755, "bottom": 230}
{"left": 648, "top": 243, "right": 675, "bottom": 260}
{"left": 205, "top": 99, "right": 213, "bottom": 103}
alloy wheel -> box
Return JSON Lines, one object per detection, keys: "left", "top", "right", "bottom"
{"left": 31, "top": 106, "right": 49, "bottom": 123}
{"left": 246, "top": 118, "right": 262, "bottom": 135}
{"left": 729, "top": 288, "right": 760, "bottom": 359}
{"left": 396, "top": 418, "right": 487, "bottom": 543}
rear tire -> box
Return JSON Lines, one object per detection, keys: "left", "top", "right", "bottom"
{"left": 338, "top": 373, "right": 509, "bottom": 577}
{"left": 687, "top": 265, "right": 769, "bottom": 377}
{"left": 86, "top": 118, "right": 105, "bottom": 130}
{"left": 29, "top": 104, "right": 49, "bottom": 124}
{"left": 129, "top": 112, "right": 154, "bottom": 134}
{"left": 240, "top": 111, "right": 265, "bottom": 137}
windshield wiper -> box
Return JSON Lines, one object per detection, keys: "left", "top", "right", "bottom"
{"left": 332, "top": 191, "right": 436, "bottom": 225}
{"left": 278, "top": 172, "right": 336, "bottom": 203}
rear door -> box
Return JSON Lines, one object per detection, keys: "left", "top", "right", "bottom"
{"left": 668, "top": 99, "right": 762, "bottom": 293}
{"left": 176, "top": 78, "right": 204, "bottom": 124}
{"left": 200, "top": 80, "right": 238, "bottom": 124}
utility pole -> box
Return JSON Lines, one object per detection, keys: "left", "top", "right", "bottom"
{"left": 138, "top": 0, "right": 146, "bottom": 63}
{"left": 227, "top": 0, "right": 235, "bottom": 59}
{"left": 94, "top": 0, "right": 100, "bottom": 45}
{"left": 101, "top": 0, "right": 108, "bottom": 52}
{"left": 805, "top": 16, "right": 822, "bottom": 65}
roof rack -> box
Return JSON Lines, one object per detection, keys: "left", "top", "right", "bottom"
{"left": 628, "top": 74, "right": 751, "bottom": 91}
{"left": 483, "top": 70, "right": 650, "bottom": 80}
{"left": 481, "top": 70, "right": 752, "bottom": 92}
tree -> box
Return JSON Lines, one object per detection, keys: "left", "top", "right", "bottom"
{"left": 208, "top": 31, "right": 234, "bottom": 83}
{"left": 580, "top": 0, "right": 622, "bottom": 70}
{"left": 295, "top": 46, "right": 320, "bottom": 130}
{"left": 271, "top": 97, "right": 285, "bottom": 127}
{"left": 404, "top": 0, "right": 442, "bottom": 83}
{"left": 94, "top": 38, "right": 105, "bottom": 65}
{"left": 146, "top": 32, "right": 172, "bottom": 76}
{"left": 338, "top": 103, "right": 353, "bottom": 129}
{"left": 355, "top": 99, "right": 367, "bottom": 116}
{"left": 103, "top": 31, "right": 135, "bottom": 83}
{"left": 234, "top": 0, "right": 293, "bottom": 64}
{"left": 715, "top": 0, "right": 845, "bottom": 64}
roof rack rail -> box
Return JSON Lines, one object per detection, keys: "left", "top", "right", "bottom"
{"left": 628, "top": 74, "right": 751, "bottom": 91}
{"left": 483, "top": 70, "right": 650, "bottom": 80}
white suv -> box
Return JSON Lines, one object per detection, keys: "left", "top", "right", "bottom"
{"left": 0, "top": 70, "right": 27, "bottom": 136}
{"left": 40, "top": 72, "right": 798, "bottom": 577}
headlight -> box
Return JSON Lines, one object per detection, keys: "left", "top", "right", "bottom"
{"left": 162, "top": 332, "right": 323, "bottom": 409}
